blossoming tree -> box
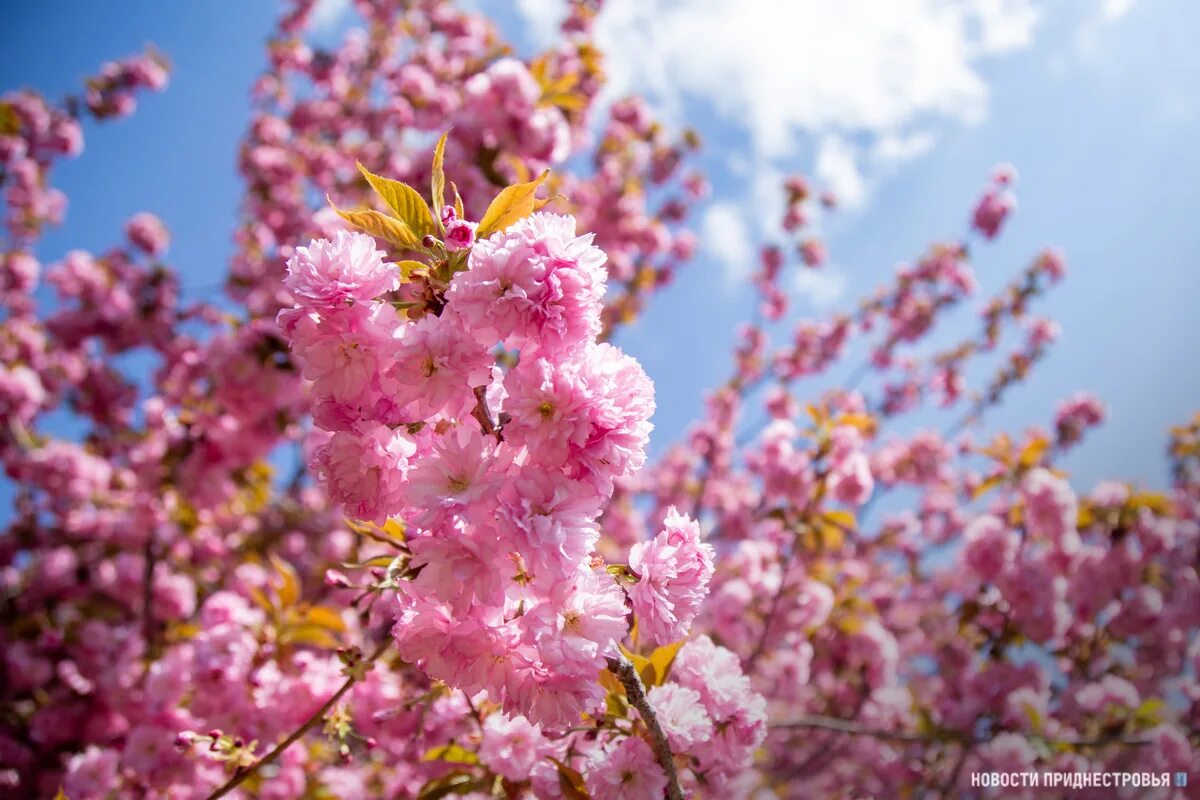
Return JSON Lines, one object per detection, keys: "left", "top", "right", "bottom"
{"left": 1, "top": 1, "right": 1197, "bottom": 799}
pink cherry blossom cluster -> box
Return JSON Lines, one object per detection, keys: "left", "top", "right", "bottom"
{"left": 277, "top": 187, "right": 763, "bottom": 794}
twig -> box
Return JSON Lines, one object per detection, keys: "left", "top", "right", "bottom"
{"left": 471, "top": 385, "right": 498, "bottom": 437}
{"left": 204, "top": 636, "right": 393, "bottom": 800}
{"left": 772, "top": 714, "right": 1157, "bottom": 749}
{"left": 744, "top": 545, "right": 796, "bottom": 672}
{"left": 773, "top": 714, "right": 932, "bottom": 743}
{"left": 141, "top": 534, "right": 157, "bottom": 668}
{"left": 605, "top": 654, "right": 685, "bottom": 800}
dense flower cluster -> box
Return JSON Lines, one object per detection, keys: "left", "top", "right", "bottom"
{"left": 278, "top": 169, "right": 755, "bottom": 793}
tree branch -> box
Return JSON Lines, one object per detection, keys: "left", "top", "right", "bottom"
{"left": 606, "top": 654, "right": 685, "bottom": 800}
{"left": 772, "top": 714, "right": 1156, "bottom": 749}
{"left": 204, "top": 636, "right": 393, "bottom": 800}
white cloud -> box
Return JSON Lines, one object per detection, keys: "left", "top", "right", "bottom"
{"left": 701, "top": 202, "right": 754, "bottom": 284}
{"left": 814, "top": 136, "right": 867, "bottom": 211}
{"left": 512, "top": 0, "right": 567, "bottom": 45}
{"left": 588, "top": 0, "right": 1041, "bottom": 165}
{"left": 310, "top": 0, "right": 352, "bottom": 32}
{"left": 1101, "top": 0, "right": 1138, "bottom": 22}
{"left": 793, "top": 266, "right": 848, "bottom": 309}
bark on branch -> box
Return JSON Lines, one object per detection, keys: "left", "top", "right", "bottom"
{"left": 772, "top": 713, "right": 1156, "bottom": 748}
{"left": 606, "top": 654, "right": 685, "bottom": 800}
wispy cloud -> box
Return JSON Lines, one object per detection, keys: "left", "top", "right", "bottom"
{"left": 793, "top": 266, "right": 848, "bottom": 309}
{"left": 701, "top": 202, "right": 754, "bottom": 284}
{"left": 1100, "top": 0, "right": 1139, "bottom": 22}
{"left": 589, "top": 0, "right": 1041, "bottom": 174}
{"left": 310, "top": 0, "right": 352, "bottom": 33}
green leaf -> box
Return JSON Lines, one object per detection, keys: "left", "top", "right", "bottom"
{"left": 477, "top": 170, "right": 550, "bottom": 238}
{"left": 357, "top": 162, "right": 435, "bottom": 240}
{"left": 421, "top": 743, "right": 479, "bottom": 765}
{"left": 331, "top": 201, "right": 420, "bottom": 249}
{"left": 431, "top": 131, "right": 449, "bottom": 225}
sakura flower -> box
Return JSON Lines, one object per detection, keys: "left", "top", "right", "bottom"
{"left": 284, "top": 229, "right": 397, "bottom": 309}
{"left": 478, "top": 713, "right": 549, "bottom": 782}
{"left": 444, "top": 218, "right": 477, "bottom": 252}
{"left": 584, "top": 736, "right": 666, "bottom": 800}
{"left": 312, "top": 422, "right": 416, "bottom": 523}
{"left": 403, "top": 424, "right": 508, "bottom": 527}
{"left": 387, "top": 311, "right": 492, "bottom": 421}
{"left": 628, "top": 507, "right": 715, "bottom": 646}
{"left": 447, "top": 212, "right": 607, "bottom": 356}
{"left": 1021, "top": 468, "right": 1080, "bottom": 556}
{"left": 124, "top": 212, "right": 169, "bottom": 257}
{"left": 961, "top": 514, "right": 1019, "bottom": 582}
{"left": 646, "top": 683, "right": 714, "bottom": 751}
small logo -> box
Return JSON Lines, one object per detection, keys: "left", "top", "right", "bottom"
{"left": 1175, "top": 773, "right": 1188, "bottom": 788}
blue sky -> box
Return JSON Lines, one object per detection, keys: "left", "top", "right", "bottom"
{"left": 3, "top": 0, "right": 1198, "bottom": 495}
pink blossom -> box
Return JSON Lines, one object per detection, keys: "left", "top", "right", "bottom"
{"left": 972, "top": 185, "right": 1016, "bottom": 240}
{"left": 478, "top": 713, "right": 549, "bottom": 782}
{"left": 387, "top": 311, "right": 492, "bottom": 421}
{"left": 285, "top": 229, "right": 397, "bottom": 309}
{"left": 961, "top": 514, "right": 1019, "bottom": 582}
{"left": 495, "top": 468, "right": 601, "bottom": 586}
{"left": 628, "top": 507, "right": 715, "bottom": 646}
{"left": 828, "top": 450, "right": 874, "bottom": 506}
{"left": 1021, "top": 468, "right": 1080, "bottom": 555}
{"left": 313, "top": 422, "right": 416, "bottom": 523}
{"left": 444, "top": 218, "right": 477, "bottom": 252}
{"left": 124, "top": 212, "right": 169, "bottom": 257}
{"left": 584, "top": 736, "right": 666, "bottom": 800}
{"left": 283, "top": 301, "right": 398, "bottom": 409}
{"left": 800, "top": 238, "right": 826, "bottom": 267}
{"left": 447, "top": 212, "right": 607, "bottom": 356}
{"left": 647, "top": 683, "right": 713, "bottom": 751}
{"left": 403, "top": 424, "right": 508, "bottom": 527}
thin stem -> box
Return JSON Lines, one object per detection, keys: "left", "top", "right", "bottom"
{"left": 744, "top": 545, "right": 796, "bottom": 672}
{"left": 204, "top": 636, "right": 393, "bottom": 800}
{"left": 605, "top": 654, "right": 685, "bottom": 800}
{"left": 141, "top": 534, "right": 157, "bottom": 669}
{"left": 772, "top": 714, "right": 1156, "bottom": 749}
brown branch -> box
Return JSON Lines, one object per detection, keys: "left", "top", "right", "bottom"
{"left": 606, "top": 654, "right": 685, "bottom": 800}
{"left": 204, "top": 636, "right": 393, "bottom": 800}
{"left": 141, "top": 534, "right": 157, "bottom": 668}
{"left": 744, "top": 544, "right": 796, "bottom": 672}
{"left": 774, "top": 714, "right": 932, "bottom": 743}
{"left": 772, "top": 714, "right": 1156, "bottom": 749}
{"left": 471, "top": 385, "right": 498, "bottom": 437}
